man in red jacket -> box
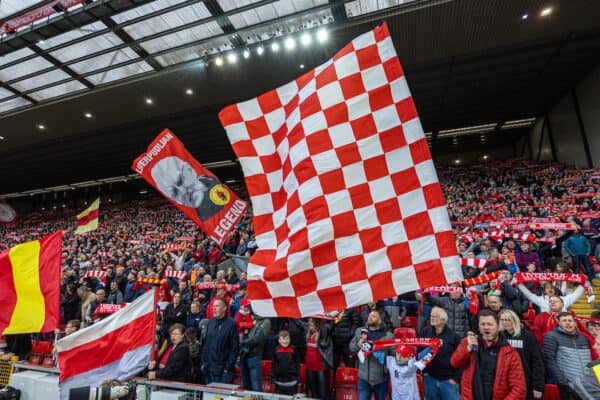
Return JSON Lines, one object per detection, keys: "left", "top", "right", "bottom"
{"left": 451, "top": 309, "right": 526, "bottom": 400}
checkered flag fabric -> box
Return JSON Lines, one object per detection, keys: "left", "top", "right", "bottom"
{"left": 219, "top": 22, "right": 462, "bottom": 317}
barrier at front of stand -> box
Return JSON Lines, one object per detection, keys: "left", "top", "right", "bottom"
{"left": 0, "top": 356, "right": 18, "bottom": 385}
{"left": 134, "top": 378, "right": 315, "bottom": 400}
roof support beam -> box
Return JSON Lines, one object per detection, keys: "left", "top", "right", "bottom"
{"left": 30, "top": 43, "right": 95, "bottom": 89}
{"left": 203, "top": 0, "right": 245, "bottom": 48}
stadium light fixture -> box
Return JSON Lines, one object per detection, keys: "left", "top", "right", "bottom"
{"left": 84, "top": 112, "right": 93, "bottom": 119}
{"left": 145, "top": 98, "right": 153, "bottom": 105}
{"left": 257, "top": 46, "right": 264, "bottom": 55}
{"left": 284, "top": 37, "right": 296, "bottom": 50}
{"left": 0, "top": 136, "right": 4, "bottom": 140}
{"left": 301, "top": 33, "right": 312, "bottom": 46}
{"left": 243, "top": 49, "right": 250, "bottom": 59}
{"left": 37, "top": 124, "right": 46, "bottom": 130}
{"left": 215, "top": 56, "right": 223, "bottom": 66}
{"left": 271, "top": 42, "right": 280, "bottom": 52}
{"left": 227, "top": 53, "right": 237, "bottom": 64}
{"left": 316, "top": 28, "right": 328, "bottom": 43}
{"left": 521, "top": 14, "right": 528, "bottom": 20}
{"left": 540, "top": 7, "right": 553, "bottom": 17}
{"left": 300, "top": 64, "right": 305, "bottom": 69}
{"left": 185, "top": 88, "right": 194, "bottom": 95}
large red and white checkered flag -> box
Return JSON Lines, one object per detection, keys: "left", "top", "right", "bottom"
{"left": 219, "top": 22, "right": 462, "bottom": 317}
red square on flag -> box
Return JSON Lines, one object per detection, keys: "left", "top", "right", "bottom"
{"left": 219, "top": 22, "right": 462, "bottom": 317}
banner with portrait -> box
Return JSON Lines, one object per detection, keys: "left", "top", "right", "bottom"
{"left": 132, "top": 129, "right": 248, "bottom": 247}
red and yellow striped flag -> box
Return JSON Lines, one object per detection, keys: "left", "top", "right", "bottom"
{"left": 75, "top": 197, "right": 99, "bottom": 235}
{"left": 0, "top": 231, "right": 61, "bottom": 334}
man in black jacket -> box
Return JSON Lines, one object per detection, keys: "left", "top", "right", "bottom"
{"left": 201, "top": 298, "right": 239, "bottom": 384}
{"left": 332, "top": 307, "right": 359, "bottom": 369}
{"left": 419, "top": 306, "right": 461, "bottom": 400}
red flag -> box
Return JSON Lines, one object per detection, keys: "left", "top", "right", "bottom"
{"left": 219, "top": 22, "right": 462, "bottom": 317}
{"left": 132, "top": 129, "right": 248, "bottom": 246}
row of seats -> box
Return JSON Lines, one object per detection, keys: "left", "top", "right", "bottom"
{"left": 28, "top": 340, "right": 54, "bottom": 367}
{"left": 234, "top": 362, "right": 561, "bottom": 400}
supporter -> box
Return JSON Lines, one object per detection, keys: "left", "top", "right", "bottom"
{"left": 499, "top": 309, "right": 545, "bottom": 400}
{"left": 517, "top": 279, "right": 585, "bottom": 313}
{"left": 350, "top": 310, "right": 393, "bottom": 400}
{"left": 61, "top": 284, "right": 80, "bottom": 323}
{"left": 225, "top": 266, "right": 239, "bottom": 284}
{"left": 331, "top": 307, "right": 360, "bottom": 369}
{"left": 418, "top": 306, "right": 461, "bottom": 400}
{"left": 569, "top": 337, "right": 600, "bottom": 399}
{"left": 206, "top": 286, "right": 231, "bottom": 319}
{"left": 65, "top": 319, "right": 81, "bottom": 336}
{"left": 202, "top": 298, "right": 239, "bottom": 384}
{"left": 86, "top": 288, "right": 107, "bottom": 324}
{"left": 185, "top": 327, "right": 201, "bottom": 383}
{"left": 543, "top": 312, "right": 593, "bottom": 399}
{"left": 516, "top": 242, "right": 542, "bottom": 272}
{"left": 531, "top": 295, "right": 567, "bottom": 343}
{"left": 148, "top": 323, "right": 193, "bottom": 383}
{"left": 163, "top": 293, "right": 187, "bottom": 337}
{"left": 239, "top": 308, "right": 271, "bottom": 392}
{"left": 424, "top": 288, "right": 469, "bottom": 338}
{"left": 587, "top": 311, "right": 600, "bottom": 339}
{"left": 76, "top": 286, "right": 96, "bottom": 327}
{"left": 177, "top": 280, "right": 193, "bottom": 306}
{"left": 271, "top": 330, "right": 300, "bottom": 395}
{"left": 185, "top": 301, "right": 205, "bottom": 338}
{"left": 450, "top": 309, "right": 527, "bottom": 400}
{"left": 564, "top": 229, "right": 594, "bottom": 281}
{"left": 305, "top": 317, "right": 333, "bottom": 400}
{"left": 360, "top": 302, "right": 393, "bottom": 332}
{"left": 106, "top": 281, "right": 123, "bottom": 305}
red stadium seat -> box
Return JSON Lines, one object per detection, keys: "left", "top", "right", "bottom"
{"left": 261, "top": 360, "right": 275, "bottom": 393}
{"left": 335, "top": 367, "right": 358, "bottom": 400}
{"left": 41, "top": 354, "right": 55, "bottom": 367}
{"left": 401, "top": 316, "right": 418, "bottom": 328}
{"left": 545, "top": 384, "right": 559, "bottom": 400}
{"left": 232, "top": 366, "right": 242, "bottom": 386}
{"left": 394, "top": 327, "right": 416, "bottom": 339}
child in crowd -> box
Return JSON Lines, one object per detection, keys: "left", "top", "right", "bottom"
{"left": 271, "top": 330, "right": 300, "bottom": 395}
{"left": 386, "top": 345, "right": 432, "bottom": 400}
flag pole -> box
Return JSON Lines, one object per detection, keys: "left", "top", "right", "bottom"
{"left": 150, "top": 288, "right": 159, "bottom": 362}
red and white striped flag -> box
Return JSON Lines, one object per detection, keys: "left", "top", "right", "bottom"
{"left": 219, "top": 22, "right": 462, "bottom": 317}
{"left": 164, "top": 270, "right": 186, "bottom": 280}
{"left": 56, "top": 289, "right": 155, "bottom": 400}
{"left": 460, "top": 257, "right": 488, "bottom": 270}
{"left": 84, "top": 270, "right": 106, "bottom": 285}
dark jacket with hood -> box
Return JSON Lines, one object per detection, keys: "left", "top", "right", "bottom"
{"left": 502, "top": 326, "right": 545, "bottom": 400}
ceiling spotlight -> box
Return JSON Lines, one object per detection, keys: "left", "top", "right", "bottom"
{"left": 37, "top": 124, "right": 46, "bottom": 130}
{"left": 483, "top": 155, "right": 489, "bottom": 160}
{"left": 185, "top": 88, "right": 194, "bottom": 95}
{"left": 540, "top": 7, "right": 553, "bottom": 17}
{"left": 145, "top": 98, "right": 153, "bottom": 105}
{"left": 455, "top": 159, "right": 461, "bottom": 164}
{"left": 316, "top": 28, "right": 328, "bottom": 43}
{"left": 300, "top": 64, "right": 305, "bottom": 69}
{"left": 215, "top": 56, "right": 223, "bottom": 66}
{"left": 227, "top": 52, "right": 237, "bottom": 63}
{"left": 257, "top": 46, "right": 264, "bottom": 55}
{"left": 243, "top": 49, "right": 250, "bottom": 59}
{"left": 284, "top": 37, "right": 296, "bottom": 50}
{"left": 271, "top": 42, "right": 280, "bottom": 52}
{"left": 37, "top": 39, "right": 45, "bottom": 45}
{"left": 301, "top": 32, "right": 312, "bottom": 46}
{"left": 84, "top": 112, "right": 93, "bottom": 119}
{"left": 521, "top": 13, "right": 528, "bottom": 20}
{"left": 0, "top": 136, "right": 4, "bottom": 140}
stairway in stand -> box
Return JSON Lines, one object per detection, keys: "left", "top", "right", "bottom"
{"left": 569, "top": 278, "right": 600, "bottom": 317}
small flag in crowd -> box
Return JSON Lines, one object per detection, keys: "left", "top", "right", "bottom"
{"left": 74, "top": 197, "right": 100, "bottom": 235}
{"left": 132, "top": 129, "right": 248, "bottom": 247}
{"left": 0, "top": 200, "right": 18, "bottom": 227}
{"left": 56, "top": 289, "right": 156, "bottom": 400}
{"left": 219, "top": 22, "right": 462, "bottom": 317}
{"left": 0, "top": 231, "right": 61, "bottom": 334}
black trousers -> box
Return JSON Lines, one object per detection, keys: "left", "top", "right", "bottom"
{"left": 306, "top": 369, "right": 330, "bottom": 400}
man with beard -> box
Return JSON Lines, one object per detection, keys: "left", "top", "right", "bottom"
{"left": 451, "top": 309, "right": 526, "bottom": 400}
{"left": 349, "top": 310, "right": 393, "bottom": 400}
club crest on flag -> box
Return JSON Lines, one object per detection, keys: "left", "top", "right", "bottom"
{"left": 219, "top": 22, "right": 463, "bottom": 317}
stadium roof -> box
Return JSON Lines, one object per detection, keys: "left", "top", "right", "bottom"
{"left": 1, "top": 0, "right": 600, "bottom": 197}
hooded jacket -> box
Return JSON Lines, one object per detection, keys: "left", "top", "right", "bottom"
{"left": 349, "top": 324, "right": 394, "bottom": 384}
{"left": 451, "top": 336, "right": 526, "bottom": 400}
{"left": 542, "top": 325, "right": 592, "bottom": 386}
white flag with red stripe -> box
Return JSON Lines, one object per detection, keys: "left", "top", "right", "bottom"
{"left": 219, "top": 22, "right": 462, "bottom": 317}
{"left": 56, "top": 289, "right": 155, "bottom": 399}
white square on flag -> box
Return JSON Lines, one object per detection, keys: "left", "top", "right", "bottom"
{"left": 219, "top": 22, "right": 463, "bottom": 317}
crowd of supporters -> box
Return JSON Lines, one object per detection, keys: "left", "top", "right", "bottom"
{"left": 1, "top": 160, "right": 600, "bottom": 399}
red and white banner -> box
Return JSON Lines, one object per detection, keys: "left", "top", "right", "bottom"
{"left": 56, "top": 289, "right": 155, "bottom": 400}
{"left": 0, "top": 200, "right": 18, "bottom": 227}
{"left": 530, "top": 222, "right": 578, "bottom": 230}
{"left": 515, "top": 272, "right": 588, "bottom": 285}
{"left": 132, "top": 129, "right": 248, "bottom": 247}
{"left": 424, "top": 285, "right": 464, "bottom": 295}
{"left": 219, "top": 22, "right": 462, "bottom": 317}
{"left": 1, "top": 0, "right": 88, "bottom": 34}
{"left": 93, "top": 303, "right": 125, "bottom": 317}
{"left": 460, "top": 257, "right": 488, "bottom": 270}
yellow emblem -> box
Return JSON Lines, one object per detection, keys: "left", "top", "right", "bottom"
{"left": 210, "top": 184, "right": 231, "bottom": 206}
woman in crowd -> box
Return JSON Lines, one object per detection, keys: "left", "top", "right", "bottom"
{"left": 499, "top": 309, "right": 545, "bottom": 400}
{"left": 148, "top": 323, "right": 193, "bottom": 383}
{"left": 305, "top": 317, "right": 333, "bottom": 400}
